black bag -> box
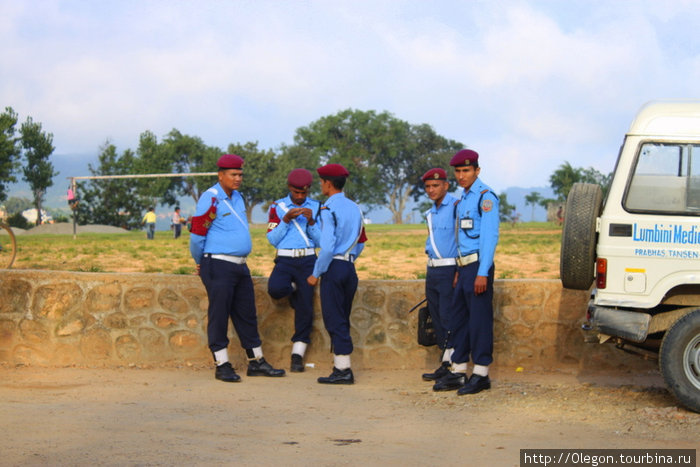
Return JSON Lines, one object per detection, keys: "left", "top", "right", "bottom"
{"left": 417, "top": 306, "right": 437, "bottom": 347}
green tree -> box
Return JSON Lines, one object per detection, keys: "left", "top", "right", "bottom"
{"left": 293, "top": 109, "right": 462, "bottom": 223}
{"left": 550, "top": 161, "right": 612, "bottom": 200}
{"left": 133, "top": 130, "right": 178, "bottom": 207}
{"left": 399, "top": 123, "right": 463, "bottom": 223}
{"left": 3, "top": 196, "right": 33, "bottom": 215}
{"left": 580, "top": 166, "right": 612, "bottom": 198}
{"left": 7, "top": 211, "right": 29, "bottom": 229}
{"left": 549, "top": 162, "right": 581, "bottom": 201}
{"left": 499, "top": 191, "right": 516, "bottom": 223}
{"left": 226, "top": 141, "right": 278, "bottom": 221}
{"left": 75, "top": 142, "right": 151, "bottom": 229}
{"left": 525, "top": 191, "right": 542, "bottom": 221}
{"left": 0, "top": 107, "right": 21, "bottom": 203}
{"left": 293, "top": 109, "right": 383, "bottom": 208}
{"left": 162, "top": 129, "right": 220, "bottom": 204}
{"left": 20, "top": 117, "right": 57, "bottom": 225}
{"left": 538, "top": 197, "right": 556, "bottom": 210}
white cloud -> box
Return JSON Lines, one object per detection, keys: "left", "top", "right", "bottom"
{"left": 1, "top": 0, "right": 700, "bottom": 196}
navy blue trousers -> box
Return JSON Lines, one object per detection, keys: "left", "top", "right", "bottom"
{"left": 267, "top": 255, "right": 316, "bottom": 343}
{"left": 199, "top": 256, "right": 262, "bottom": 353}
{"left": 425, "top": 265, "right": 457, "bottom": 350}
{"left": 450, "top": 262, "right": 495, "bottom": 366}
{"left": 320, "top": 259, "right": 358, "bottom": 355}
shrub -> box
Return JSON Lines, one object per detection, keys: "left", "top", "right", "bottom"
{"left": 7, "top": 212, "right": 30, "bottom": 229}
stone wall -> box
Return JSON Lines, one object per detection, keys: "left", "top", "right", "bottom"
{"left": 0, "top": 270, "right": 653, "bottom": 372}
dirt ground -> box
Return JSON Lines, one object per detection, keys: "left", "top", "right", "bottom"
{"left": 1, "top": 364, "right": 697, "bottom": 466}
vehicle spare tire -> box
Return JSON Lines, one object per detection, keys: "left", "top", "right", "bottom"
{"left": 560, "top": 182, "right": 603, "bottom": 290}
{"left": 659, "top": 309, "right": 700, "bottom": 413}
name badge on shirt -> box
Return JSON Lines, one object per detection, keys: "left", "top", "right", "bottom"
{"left": 460, "top": 217, "right": 474, "bottom": 230}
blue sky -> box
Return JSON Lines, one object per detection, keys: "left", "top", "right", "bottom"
{"left": 2, "top": 0, "right": 700, "bottom": 200}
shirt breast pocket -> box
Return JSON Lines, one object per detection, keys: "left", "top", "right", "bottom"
{"left": 217, "top": 212, "right": 238, "bottom": 231}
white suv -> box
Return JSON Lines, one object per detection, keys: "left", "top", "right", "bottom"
{"left": 561, "top": 100, "right": 700, "bottom": 413}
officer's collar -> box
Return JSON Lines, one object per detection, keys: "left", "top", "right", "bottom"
{"left": 326, "top": 192, "right": 346, "bottom": 203}
{"left": 463, "top": 178, "right": 483, "bottom": 195}
{"left": 432, "top": 194, "right": 452, "bottom": 211}
{"left": 287, "top": 193, "right": 309, "bottom": 207}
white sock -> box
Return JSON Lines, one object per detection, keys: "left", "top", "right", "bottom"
{"left": 334, "top": 354, "right": 351, "bottom": 370}
{"left": 214, "top": 348, "right": 229, "bottom": 366}
{"left": 292, "top": 341, "right": 307, "bottom": 357}
{"left": 250, "top": 346, "right": 263, "bottom": 360}
{"left": 442, "top": 348, "right": 454, "bottom": 363}
{"left": 451, "top": 362, "right": 467, "bottom": 374}
{"left": 473, "top": 364, "right": 489, "bottom": 377}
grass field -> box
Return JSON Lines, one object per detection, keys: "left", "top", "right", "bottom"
{"left": 8, "top": 222, "right": 562, "bottom": 280}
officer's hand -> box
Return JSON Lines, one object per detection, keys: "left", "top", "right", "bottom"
{"left": 452, "top": 270, "right": 459, "bottom": 288}
{"left": 307, "top": 275, "right": 318, "bottom": 286}
{"left": 474, "top": 275, "right": 487, "bottom": 295}
{"left": 283, "top": 208, "right": 302, "bottom": 223}
{"left": 195, "top": 263, "right": 201, "bottom": 276}
{"left": 300, "top": 208, "right": 314, "bottom": 225}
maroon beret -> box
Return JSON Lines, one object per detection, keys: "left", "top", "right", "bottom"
{"left": 317, "top": 163, "right": 349, "bottom": 178}
{"left": 287, "top": 168, "right": 313, "bottom": 188}
{"left": 422, "top": 168, "right": 447, "bottom": 182}
{"left": 449, "top": 149, "right": 479, "bottom": 167}
{"left": 217, "top": 154, "right": 244, "bottom": 169}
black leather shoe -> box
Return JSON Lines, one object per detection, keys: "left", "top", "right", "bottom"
{"left": 318, "top": 367, "right": 354, "bottom": 385}
{"left": 290, "top": 354, "right": 304, "bottom": 373}
{"left": 247, "top": 357, "right": 286, "bottom": 377}
{"left": 457, "top": 374, "right": 491, "bottom": 395}
{"left": 215, "top": 362, "right": 241, "bottom": 383}
{"left": 422, "top": 361, "right": 451, "bottom": 381}
{"left": 432, "top": 371, "right": 466, "bottom": 391}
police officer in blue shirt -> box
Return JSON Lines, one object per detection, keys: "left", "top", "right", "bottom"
{"left": 433, "top": 149, "right": 499, "bottom": 395}
{"left": 266, "top": 168, "right": 322, "bottom": 372}
{"left": 306, "top": 163, "right": 367, "bottom": 384}
{"left": 190, "top": 154, "right": 285, "bottom": 382}
{"left": 420, "top": 168, "right": 460, "bottom": 382}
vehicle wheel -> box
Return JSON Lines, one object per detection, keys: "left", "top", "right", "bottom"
{"left": 0, "top": 223, "right": 17, "bottom": 269}
{"left": 660, "top": 309, "right": 700, "bottom": 413}
{"left": 560, "top": 183, "right": 602, "bottom": 290}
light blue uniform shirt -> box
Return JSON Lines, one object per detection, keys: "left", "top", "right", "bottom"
{"left": 424, "top": 193, "right": 459, "bottom": 260}
{"left": 189, "top": 183, "right": 251, "bottom": 264}
{"left": 266, "top": 195, "right": 322, "bottom": 248}
{"left": 312, "top": 192, "right": 365, "bottom": 278}
{"left": 455, "top": 178, "right": 499, "bottom": 277}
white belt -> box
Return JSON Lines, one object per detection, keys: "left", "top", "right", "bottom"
{"left": 277, "top": 248, "right": 316, "bottom": 258}
{"left": 207, "top": 254, "right": 247, "bottom": 264}
{"left": 333, "top": 254, "right": 356, "bottom": 263}
{"left": 427, "top": 257, "right": 457, "bottom": 267}
{"left": 456, "top": 253, "right": 478, "bottom": 267}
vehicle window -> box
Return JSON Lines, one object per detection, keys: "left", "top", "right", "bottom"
{"left": 625, "top": 143, "right": 700, "bottom": 213}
